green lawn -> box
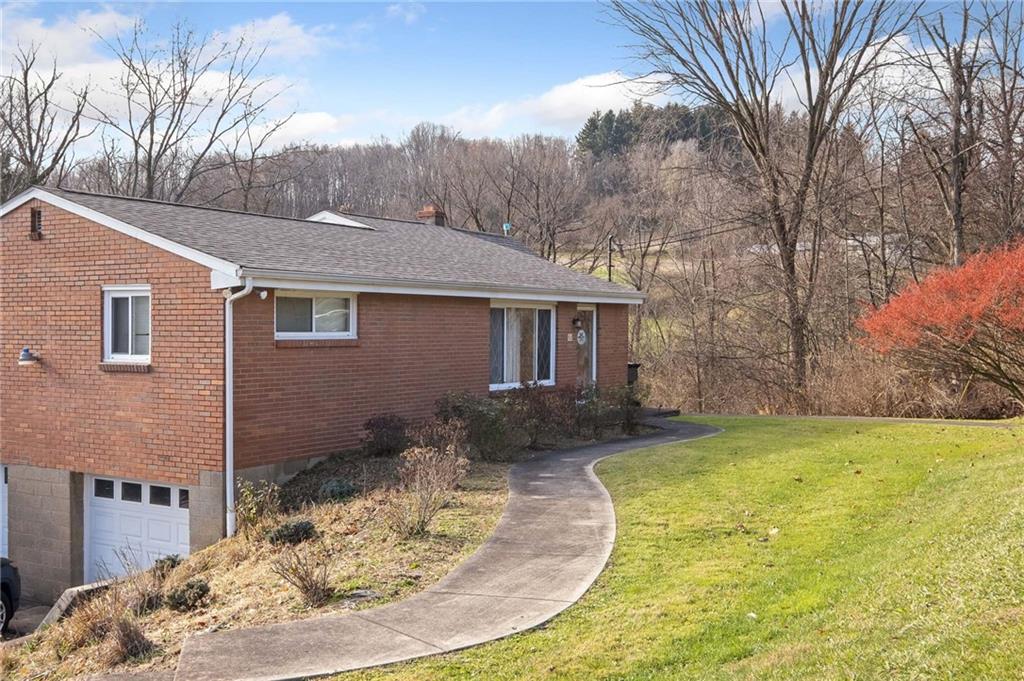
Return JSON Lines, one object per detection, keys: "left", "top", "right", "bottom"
{"left": 346, "top": 416, "right": 1024, "bottom": 680}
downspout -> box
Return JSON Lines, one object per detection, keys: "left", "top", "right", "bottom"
{"left": 224, "top": 278, "right": 254, "bottom": 537}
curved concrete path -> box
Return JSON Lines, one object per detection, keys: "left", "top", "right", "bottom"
{"left": 172, "top": 419, "right": 720, "bottom": 681}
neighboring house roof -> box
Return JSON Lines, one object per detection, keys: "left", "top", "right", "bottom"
{"left": 0, "top": 186, "right": 643, "bottom": 303}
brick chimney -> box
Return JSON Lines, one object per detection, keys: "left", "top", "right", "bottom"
{"left": 416, "top": 202, "right": 446, "bottom": 227}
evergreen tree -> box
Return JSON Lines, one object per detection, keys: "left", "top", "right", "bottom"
{"left": 575, "top": 111, "right": 603, "bottom": 157}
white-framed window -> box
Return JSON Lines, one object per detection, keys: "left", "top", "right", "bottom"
{"left": 275, "top": 290, "right": 357, "bottom": 340}
{"left": 103, "top": 285, "right": 151, "bottom": 363}
{"left": 489, "top": 301, "right": 556, "bottom": 391}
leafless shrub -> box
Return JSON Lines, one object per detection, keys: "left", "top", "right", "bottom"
{"left": 0, "top": 644, "right": 16, "bottom": 675}
{"left": 409, "top": 417, "right": 470, "bottom": 458}
{"left": 109, "top": 547, "right": 166, "bottom": 615}
{"left": 384, "top": 445, "right": 469, "bottom": 537}
{"left": 55, "top": 591, "right": 118, "bottom": 651}
{"left": 235, "top": 479, "right": 281, "bottom": 539}
{"left": 271, "top": 543, "right": 333, "bottom": 607}
{"left": 96, "top": 611, "right": 153, "bottom": 667}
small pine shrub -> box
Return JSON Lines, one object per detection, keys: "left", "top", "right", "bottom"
{"left": 235, "top": 479, "right": 281, "bottom": 538}
{"left": 266, "top": 519, "right": 319, "bottom": 546}
{"left": 318, "top": 477, "right": 358, "bottom": 502}
{"left": 152, "top": 554, "right": 182, "bottom": 580}
{"left": 165, "top": 578, "right": 210, "bottom": 612}
{"left": 362, "top": 414, "right": 410, "bottom": 457}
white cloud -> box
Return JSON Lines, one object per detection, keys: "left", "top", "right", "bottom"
{"left": 386, "top": 2, "right": 426, "bottom": 25}
{"left": 1, "top": 6, "right": 136, "bottom": 73}
{"left": 441, "top": 71, "right": 668, "bottom": 137}
{"left": 217, "top": 13, "right": 339, "bottom": 59}
{"left": 754, "top": 1, "right": 786, "bottom": 24}
{"left": 260, "top": 111, "right": 360, "bottom": 146}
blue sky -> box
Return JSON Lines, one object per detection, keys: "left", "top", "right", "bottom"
{"left": 3, "top": 2, "right": 665, "bottom": 144}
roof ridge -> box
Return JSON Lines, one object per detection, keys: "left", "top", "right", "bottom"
{"left": 41, "top": 185, "right": 334, "bottom": 226}
{"left": 42, "top": 188, "right": 525, "bottom": 237}
{"left": 329, "top": 208, "right": 433, "bottom": 226}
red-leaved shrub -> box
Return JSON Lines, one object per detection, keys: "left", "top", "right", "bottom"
{"left": 859, "top": 242, "right": 1024, "bottom": 404}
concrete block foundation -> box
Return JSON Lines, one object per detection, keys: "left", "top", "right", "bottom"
{"left": 7, "top": 464, "right": 84, "bottom": 603}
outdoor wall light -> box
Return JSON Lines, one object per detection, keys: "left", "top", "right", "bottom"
{"left": 572, "top": 317, "right": 583, "bottom": 330}
{"left": 18, "top": 347, "right": 40, "bottom": 366}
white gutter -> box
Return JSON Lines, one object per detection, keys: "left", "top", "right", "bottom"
{"left": 223, "top": 278, "right": 254, "bottom": 537}
{"left": 240, "top": 269, "right": 646, "bottom": 305}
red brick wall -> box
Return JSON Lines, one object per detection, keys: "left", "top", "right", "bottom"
{"left": 233, "top": 296, "right": 633, "bottom": 469}
{"left": 0, "top": 201, "right": 224, "bottom": 484}
{"left": 597, "top": 303, "right": 629, "bottom": 387}
{"left": 232, "top": 292, "right": 491, "bottom": 469}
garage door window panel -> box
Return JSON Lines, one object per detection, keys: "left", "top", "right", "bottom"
{"left": 121, "top": 482, "right": 142, "bottom": 502}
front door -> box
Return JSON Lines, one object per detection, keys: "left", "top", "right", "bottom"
{"left": 575, "top": 306, "right": 596, "bottom": 387}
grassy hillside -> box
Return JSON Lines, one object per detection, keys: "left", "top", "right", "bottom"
{"left": 348, "top": 417, "right": 1024, "bottom": 680}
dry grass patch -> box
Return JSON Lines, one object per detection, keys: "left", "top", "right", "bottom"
{"left": 3, "top": 454, "right": 508, "bottom": 680}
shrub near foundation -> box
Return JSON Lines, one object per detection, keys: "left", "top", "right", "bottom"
{"left": 385, "top": 445, "right": 469, "bottom": 537}
{"left": 435, "top": 392, "right": 512, "bottom": 460}
{"left": 235, "top": 479, "right": 282, "bottom": 539}
{"left": 266, "top": 519, "right": 319, "bottom": 546}
{"left": 501, "top": 381, "right": 554, "bottom": 448}
{"left": 165, "top": 579, "right": 210, "bottom": 613}
{"left": 272, "top": 543, "right": 334, "bottom": 607}
{"left": 362, "top": 414, "right": 410, "bottom": 457}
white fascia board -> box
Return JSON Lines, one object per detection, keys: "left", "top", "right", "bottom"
{"left": 211, "top": 270, "right": 244, "bottom": 289}
{"left": 1, "top": 187, "right": 241, "bottom": 282}
{"left": 245, "top": 271, "right": 646, "bottom": 305}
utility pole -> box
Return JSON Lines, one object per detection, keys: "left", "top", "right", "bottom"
{"left": 607, "top": 234, "right": 614, "bottom": 282}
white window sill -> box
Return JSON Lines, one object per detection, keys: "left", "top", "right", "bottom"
{"left": 274, "top": 333, "right": 357, "bottom": 341}
{"left": 103, "top": 356, "right": 151, "bottom": 364}
{"left": 489, "top": 380, "right": 555, "bottom": 392}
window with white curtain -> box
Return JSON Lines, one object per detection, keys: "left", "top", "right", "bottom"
{"left": 489, "top": 303, "right": 555, "bottom": 389}
{"left": 275, "top": 291, "right": 357, "bottom": 339}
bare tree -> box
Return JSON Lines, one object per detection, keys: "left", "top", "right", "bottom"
{"left": 610, "top": 0, "right": 917, "bottom": 393}
{"left": 0, "top": 45, "right": 93, "bottom": 201}
{"left": 86, "top": 20, "right": 287, "bottom": 202}
{"left": 903, "top": 1, "right": 987, "bottom": 265}
{"left": 978, "top": 0, "right": 1024, "bottom": 240}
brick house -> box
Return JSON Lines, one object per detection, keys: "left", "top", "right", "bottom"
{"left": 0, "top": 187, "right": 643, "bottom": 602}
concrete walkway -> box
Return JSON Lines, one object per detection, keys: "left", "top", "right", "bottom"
{"left": 172, "top": 419, "right": 720, "bottom": 681}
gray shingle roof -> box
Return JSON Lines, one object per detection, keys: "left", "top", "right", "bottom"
{"left": 38, "top": 187, "right": 641, "bottom": 301}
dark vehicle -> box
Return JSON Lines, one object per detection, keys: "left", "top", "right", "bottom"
{"left": 1, "top": 558, "right": 20, "bottom": 633}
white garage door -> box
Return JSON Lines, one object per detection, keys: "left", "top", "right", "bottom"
{"left": 85, "top": 476, "right": 190, "bottom": 583}
{"left": 1, "top": 465, "right": 8, "bottom": 558}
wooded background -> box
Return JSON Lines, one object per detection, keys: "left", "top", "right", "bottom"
{"left": 3, "top": 1, "right": 1022, "bottom": 417}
